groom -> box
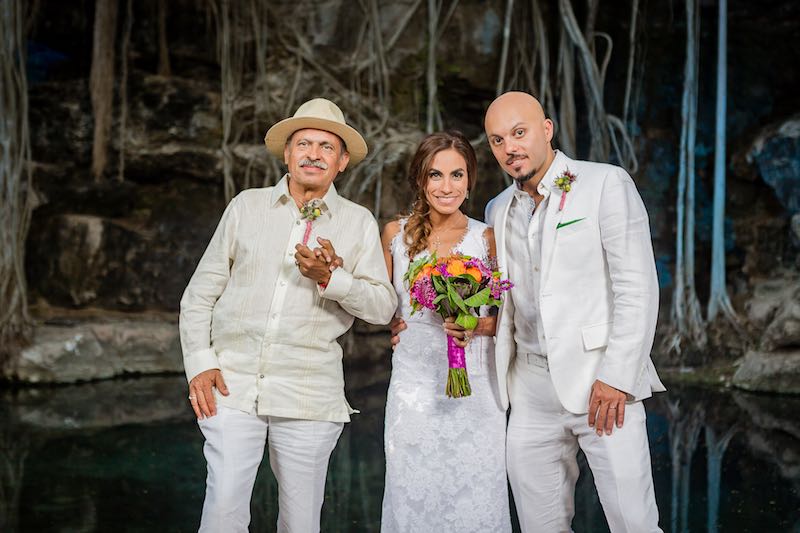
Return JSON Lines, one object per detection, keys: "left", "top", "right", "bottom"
{"left": 484, "top": 91, "right": 665, "bottom": 532}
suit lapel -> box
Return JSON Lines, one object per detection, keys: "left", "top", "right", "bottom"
{"left": 540, "top": 152, "right": 571, "bottom": 288}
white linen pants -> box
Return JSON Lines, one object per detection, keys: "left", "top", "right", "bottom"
{"left": 507, "top": 355, "right": 661, "bottom": 533}
{"left": 197, "top": 406, "right": 343, "bottom": 533}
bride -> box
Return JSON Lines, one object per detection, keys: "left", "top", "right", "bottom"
{"left": 379, "top": 130, "right": 511, "bottom": 532}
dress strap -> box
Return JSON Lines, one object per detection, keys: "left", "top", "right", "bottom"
{"left": 390, "top": 217, "right": 408, "bottom": 256}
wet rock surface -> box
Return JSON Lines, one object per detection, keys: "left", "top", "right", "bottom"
{"left": 7, "top": 319, "right": 183, "bottom": 383}
{"left": 733, "top": 349, "right": 800, "bottom": 394}
{"left": 732, "top": 273, "right": 800, "bottom": 394}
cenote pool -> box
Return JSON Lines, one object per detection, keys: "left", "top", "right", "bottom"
{"left": 1, "top": 376, "right": 798, "bottom": 532}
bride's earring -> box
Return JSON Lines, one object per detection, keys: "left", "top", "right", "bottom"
{"left": 465, "top": 189, "right": 470, "bottom": 200}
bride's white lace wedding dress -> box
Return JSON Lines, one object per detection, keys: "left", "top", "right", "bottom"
{"left": 381, "top": 217, "right": 511, "bottom": 533}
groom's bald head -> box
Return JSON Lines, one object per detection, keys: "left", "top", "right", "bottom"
{"left": 484, "top": 92, "right": 555, "bottom": 185}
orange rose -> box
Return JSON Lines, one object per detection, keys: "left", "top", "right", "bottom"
{"left": 447, "top": 260, "right": 466, "bottom": 276}
{"left": 414, "top": 265, "right": 435, "bottom": 283}
{"left": 465, "top": 267, "right": 482, "bottom": 282}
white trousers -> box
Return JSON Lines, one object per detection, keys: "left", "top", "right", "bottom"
{"left": 507, "top": 356, "right": 662, "bottom": 533}
{"left": 197, "top": 406, "right": 343, "bottom": 533}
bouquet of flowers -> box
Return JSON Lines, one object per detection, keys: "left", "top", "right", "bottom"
{"left": 404, "top": 254, "right": 513, "bottom": 398}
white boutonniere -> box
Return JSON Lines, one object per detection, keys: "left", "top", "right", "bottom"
{"left": 299, "top": 198, "right": 324, "bottom": 221}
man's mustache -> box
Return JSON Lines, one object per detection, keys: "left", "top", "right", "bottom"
{"left": 299, "top": 159, "right": 328, "bottom": 170}
{"left": 505, "top": 155, "right": 533, "bottom": 183}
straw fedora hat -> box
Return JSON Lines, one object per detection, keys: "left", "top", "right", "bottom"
{"left": 264, "top": 98, "right": 368, "bottom": 168}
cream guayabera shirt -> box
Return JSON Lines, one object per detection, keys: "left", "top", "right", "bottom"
{"left": 180, "top": 176, "right": 397, "bottom": 423}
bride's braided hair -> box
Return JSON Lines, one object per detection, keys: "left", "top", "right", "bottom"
{"left": 404, "top": 130, "right": 477, "bottom": 259}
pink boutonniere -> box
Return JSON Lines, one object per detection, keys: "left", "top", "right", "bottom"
{"left": 299, "top": 199, "right": 324, "bottom": 245}
{"left": 553, "top": 169, "right": 577, "bottom": 211}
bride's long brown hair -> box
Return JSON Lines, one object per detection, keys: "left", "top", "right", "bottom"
{"left": 404, "top": 130, "right": 478, "bottom": 259}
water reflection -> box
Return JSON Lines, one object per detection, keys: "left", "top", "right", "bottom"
{"left": 0, "top": 377, "right": 798, "bottom": 532}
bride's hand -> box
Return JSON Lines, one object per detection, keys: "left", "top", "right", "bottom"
{"left": 444, "top": 316, "right": 497, "bottom": 347}
{"left": 443, "top": 317, "right": 471, "bottom": 348}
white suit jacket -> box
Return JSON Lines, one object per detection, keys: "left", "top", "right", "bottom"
{"left": 487, "top": 152, "right": 665, "bottom": 414}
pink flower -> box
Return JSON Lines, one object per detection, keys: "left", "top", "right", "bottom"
{"left": 410, "top": 276, "right": 437, "bottom": 310}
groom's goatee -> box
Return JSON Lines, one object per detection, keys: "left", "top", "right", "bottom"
{"left": 514, "top": 171, "right": 535, "bottom": 184}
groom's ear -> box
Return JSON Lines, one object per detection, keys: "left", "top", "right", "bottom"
{"left": 544, "top": 118, "right": 555, "bottom": 144}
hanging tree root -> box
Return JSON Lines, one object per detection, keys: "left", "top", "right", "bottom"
{"left": 0, "top": 0, "right": 35, "bottom": 368}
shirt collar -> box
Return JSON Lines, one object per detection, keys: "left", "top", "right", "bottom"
{"left": 271, "top": 173, "right": 340, "bottom": 218}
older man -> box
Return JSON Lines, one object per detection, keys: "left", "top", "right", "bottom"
{"left": 180, "top": 98, "right": 397, "bottom": 533}
{"left": 483, "top": 91, "right": 665, "bottom": 532}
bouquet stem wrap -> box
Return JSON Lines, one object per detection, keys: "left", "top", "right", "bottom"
{"left": 445, "top": 335, "right": 471, "bottom": 398}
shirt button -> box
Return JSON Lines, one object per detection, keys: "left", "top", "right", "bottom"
{"left": 534, "top": 266, "right": 539, "bottom": 272}
{"left": 271, "top": 313, "right": 278, "bottom": 319}
{"left": 280, "top": 280, "right": 286, "bottom": 286}
{"left": 259, "top": 374, "right": 265, "bottom": 379}
{"left": 296, "top": 220, "right": 301, "bottom": 225}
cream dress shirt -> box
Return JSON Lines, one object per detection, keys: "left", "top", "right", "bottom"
{"left": 507, "top": 179, "right": 550, "bottom": 357}
{"left": 179, "top": 175, "right": 397, "bottom": 422}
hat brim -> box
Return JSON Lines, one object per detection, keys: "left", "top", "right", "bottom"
{"left": 264, "top": 117, "right": 368, "bottom": 168}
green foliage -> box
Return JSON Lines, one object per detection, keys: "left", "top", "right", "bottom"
{"left": 456, "top": 313, "right": 478, "bottom": 330}
{"left": 463, "top": 287, "right": 491, "bottom": 307}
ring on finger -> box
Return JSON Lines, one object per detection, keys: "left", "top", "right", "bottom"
{"left": 188, "top": 395, "right": 196, "bottom": 400}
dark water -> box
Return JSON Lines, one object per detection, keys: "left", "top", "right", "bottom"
{"left": 1, "top": 376, "right": 798, "bottom": 532}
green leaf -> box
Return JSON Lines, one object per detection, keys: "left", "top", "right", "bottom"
{"left": 404, "top": 253, "right": 439, "bottom": 283}
{"left": 432, "top": 274, "right": 446, "bottom": 293}
{"left": 433, "top": 294, "right": 447, "bottom": 304}
{"left": 463, "top": 287, "right": 491, "bottom": 307}
{"left": 487, "top": 297, "right": 502, "bottom": 308}
{"left": 453, "top": 273, "right": 480, "bottom": 289}
{"left": 448, "top": 285, "right": 468, "bottom": 314}
{"left": 456, "top": 312, "right": 478, "bottom": 330}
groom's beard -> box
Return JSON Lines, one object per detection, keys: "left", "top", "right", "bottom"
{"left": 513, "top": 171, "right": 535, "bottom": 184}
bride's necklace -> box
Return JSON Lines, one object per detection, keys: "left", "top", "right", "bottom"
{"left": 430, "top": 213, "right": 467, "bottom": 253}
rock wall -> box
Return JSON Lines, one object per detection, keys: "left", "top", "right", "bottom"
{"left": 8, "top": 0, "right": 800, "bottom": 388}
